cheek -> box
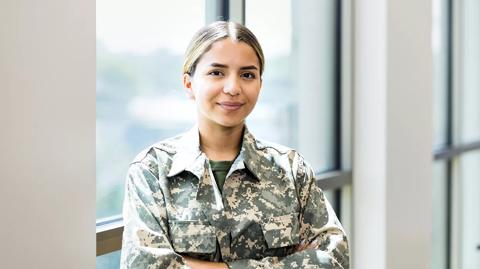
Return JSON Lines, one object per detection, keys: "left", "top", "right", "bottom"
{"left": 199, "top": 84, "right": 223, "bottom": 100}
{"left": 193, "top": 86, "right": 218, "bottom": 106}
{"left": 247, "top": 87, "right": 261, "bottom": 102}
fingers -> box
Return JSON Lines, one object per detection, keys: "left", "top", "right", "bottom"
{"left": 307, "top": 238, "right": 320, "bottom": 249}
{"left": 294, "top": 238, "right": 321, "bottom": 252}
{"left": 294, "top": 239, "right": 309, "bottom": 252}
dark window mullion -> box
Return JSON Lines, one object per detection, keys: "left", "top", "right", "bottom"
{"left": 334, "top": 0, "right": 343, "bottom": 219}
{"left": 434, "top": 140, "right": 480, "bottom": 160}
{"left": 334, "top": 0, "right": 342, "bottom": 170}
{"left": 206, "top": 0, "right": 229, "bottom": 23}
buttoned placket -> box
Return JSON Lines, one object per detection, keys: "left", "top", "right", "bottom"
{"left": 194, "top": 154, "right": 232, "bottom": 261}
{"left": 169, "top": 125, "right": 268, "bottom": 262}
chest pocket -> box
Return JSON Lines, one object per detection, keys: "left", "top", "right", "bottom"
{"left": 261, "top": 212, "right": 300, "bottom": 248}
{"left": 169, "top": 220, "right": 216, "bottom": 254}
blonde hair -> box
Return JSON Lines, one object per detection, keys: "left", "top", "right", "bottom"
{"left": 183, "top": 21, "right": 265, "bottom": 76}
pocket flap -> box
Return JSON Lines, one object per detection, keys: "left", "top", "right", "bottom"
{"left": 261, "top": 213, "right": 300, "bottom": 248}
{"left": 169, "top": 220, "right": 216, "bottom": 254}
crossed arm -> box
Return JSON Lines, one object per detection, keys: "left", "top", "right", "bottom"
{"left": 120, "top": 158, "right": 349, "bottom": 269}
{"left": 182, "top": 240, "right": 321, "bottom": 269}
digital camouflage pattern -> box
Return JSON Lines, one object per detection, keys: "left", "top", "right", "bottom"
{"left": 120, "top": 125, "right": 349, "bottom": 268}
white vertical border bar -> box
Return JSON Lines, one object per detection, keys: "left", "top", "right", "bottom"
{"left": 385, "top": 0, "right": 433, "bottom": 268}
{"left": 353, "top": 0, "right": 433, "bottom": 268}
{"left": 352, "top": 0, "right": 387, "bottom": 267}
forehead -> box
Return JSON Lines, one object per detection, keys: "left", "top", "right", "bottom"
{"left": 197, "top": 39, "right": 260, "bottom": 68}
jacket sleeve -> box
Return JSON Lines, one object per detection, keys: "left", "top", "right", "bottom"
{"left": 120, "top": 162, "right": 191, "bottom": 269}
{"left": 226, "top": 153, "right": 349, "bottom": 269}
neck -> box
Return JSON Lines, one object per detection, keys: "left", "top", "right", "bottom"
{"left": 198, "top": 121, "right": 244, "bottom": 161}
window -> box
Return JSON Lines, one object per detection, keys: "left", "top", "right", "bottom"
{"left": 455, "top": 1, "right": 480, "bottom": 267}
{"left": 433, "top": 0, "right": 449, "bottom": 150}
{"left": 244, "top": 0, "right": 351, "bottom": 227}
{"left": 96, "top": 1, "right": 351, "bottom": 266}
{"left": 245, "top": 0, "right": 338, "bottom": 172}
{"left": 432, "top": 161, "right": 448, "bottom": 269}
{"left": 432, "top": 0, "right": 480, "bottom": 268}
{"left": 96, "top": 0, "right": 205, "bottom": 220}
{"left": 432, "top": 0, "right": 450, "bottom": 267}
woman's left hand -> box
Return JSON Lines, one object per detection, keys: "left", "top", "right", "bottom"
{"left": 294, "top": 238, "right": 321, "bottom": 252}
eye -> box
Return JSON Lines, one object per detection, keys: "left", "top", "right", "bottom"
{"left": 208, "top": 70, "right": 224, "bottom": 76}
{"left": 241, "top": 72, "right": 256, "bottom": 80}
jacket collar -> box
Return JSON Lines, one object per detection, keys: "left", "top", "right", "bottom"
{"left": 166, "top": 124, "right": 266, "bottom": 181}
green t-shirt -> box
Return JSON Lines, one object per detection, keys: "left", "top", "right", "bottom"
{"left": 209, "top": 160, "right": 233, "bottom": 193}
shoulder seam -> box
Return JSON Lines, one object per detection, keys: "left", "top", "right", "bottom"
{"left": 254, "top": 138, "right": 293, "bottom": 155}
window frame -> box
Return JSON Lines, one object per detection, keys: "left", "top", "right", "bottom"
{"left": 432, "top": 0, "right": 480, "bottom": 267}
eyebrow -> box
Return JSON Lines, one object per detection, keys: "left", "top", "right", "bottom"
{"left": 209, "top": 62, "right": 258, "bottom": 71}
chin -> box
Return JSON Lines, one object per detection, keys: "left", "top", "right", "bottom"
{"left": 215, "top": 119, "right": 245, "bottom": 128}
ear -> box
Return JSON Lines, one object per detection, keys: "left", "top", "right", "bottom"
{"left": 183, "top": 73, "right": 195, "bottom": 100}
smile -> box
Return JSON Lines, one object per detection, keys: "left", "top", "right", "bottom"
{"left": 218, "top": 102, "right": 244, "bottom": 111}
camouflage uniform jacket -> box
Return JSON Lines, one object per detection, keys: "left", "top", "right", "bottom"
{"left": 120, "top": 125, "right": 349, "bottom": 268}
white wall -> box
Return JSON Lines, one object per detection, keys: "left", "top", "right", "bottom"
{"left": 0, "top": 0, "right": 95, "bottom": 268}
{"left": 353, "top": 0, "right": 433, "bottom": 268}
{"left": 353, "top": 0, "right": 387, "bottom": 267}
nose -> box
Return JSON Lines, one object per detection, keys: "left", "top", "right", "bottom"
{"left": 223, "top": 75, "right": 241, "bottom": 95}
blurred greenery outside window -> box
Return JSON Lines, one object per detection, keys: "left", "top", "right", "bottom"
{"left": 97, "top": 0, "right": 340, "bottom": 220}
{"left": 97, "top": 0, "right": 205, "bottom": 219}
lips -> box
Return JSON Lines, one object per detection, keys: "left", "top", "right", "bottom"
{"left": 218, "top": 101, "right": 244, "bottom": 111}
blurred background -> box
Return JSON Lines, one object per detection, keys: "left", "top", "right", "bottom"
{"left": 1, "top": 0, "right": 478, "bottom": 268}
{"left": 95, "top": 0, "right": 338, "bottom": 221}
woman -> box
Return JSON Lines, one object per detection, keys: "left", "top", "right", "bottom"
{"left": 120, "top": 21, "right": 349, "bottom": 269}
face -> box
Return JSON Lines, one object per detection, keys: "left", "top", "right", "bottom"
{"left": 184, "top": 38, "right": 262, "bottom": 130}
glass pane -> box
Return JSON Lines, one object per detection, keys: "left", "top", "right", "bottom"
{"left": 245, "top": 0, "right": 338, "bottom": 172}
{"left": 458, "top": 150, "right": 480, "bottom": 269}
{"left": 323, "top": 189, "right": 335, "bottom": 212}
{"left": 432, "top": 0, "right": 449, "bottom": 149}
{"left": 459, "top": 0, "right": 480, "bottom": 143}
{"left": 96, "top": 250, "right": 121, "bottom": 269}
{"left": 432, "top": 161, "right": 448, "bottom": 269}
{"left": 96, "top": 0, "right": 205, "bottom": 218}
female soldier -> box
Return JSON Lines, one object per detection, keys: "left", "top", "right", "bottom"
{"left": 120, "top": 21, "right": 349, "bottom": 269}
